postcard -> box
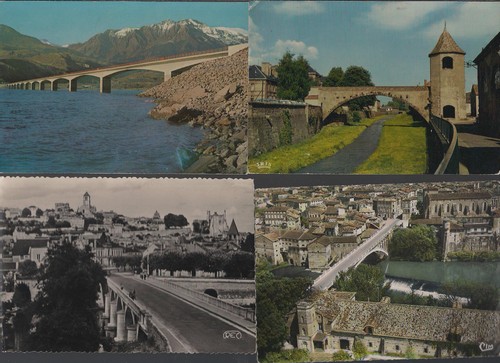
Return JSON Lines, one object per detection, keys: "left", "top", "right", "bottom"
{"left": 255, "top": 179, "right": 499, "bottom": 361}
{"left": 0, "top": 177, "right": 256, "bottom": 353}
{"left": 248, "top": 1, "right": 500, "bottom": 175}
{"left": 0, "top": 1, "right": 249, "bottom": 174}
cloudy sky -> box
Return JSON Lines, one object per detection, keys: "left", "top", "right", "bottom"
{"left": 0, "top": 177, "right": 254, "bottom": 232}
{"left": 250, "top": 1, "right": 499, "bottom": 90}
{"left": 0, "top": 1, "right": 248, "bottom": 45}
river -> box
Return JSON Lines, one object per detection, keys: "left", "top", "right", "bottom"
{"left": 0, "top": 88, "right": 204, "bottom": 173}
{"left": 377, "top": 260, "right": 500, "bottom": 299}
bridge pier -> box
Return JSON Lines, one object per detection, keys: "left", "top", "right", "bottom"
{"left": 104, "top": 292, "right": 111, "bottom": 318}
{"left": 69, "top": 79, "right": 77, "bottom": 92}
{"left": 100, "top": 76, "right": 111, "bottom": 93}
{"left": 116, "top": 310, "right": 127, "bottom": 342}
{"left": 51, "top": 81, "right": 58, "bottom": 91}
{"left": 163, "top": 71, "right": 172, "bottom": 82}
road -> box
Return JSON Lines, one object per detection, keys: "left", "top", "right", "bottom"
{"left": 108, "top": 274, "right": 255, "bottom": 353}
{"left": 297, "top": 115, "right": 394, "bottom": 174}
{"left": 313, "top": 219, "right": 400, "bottom": 290}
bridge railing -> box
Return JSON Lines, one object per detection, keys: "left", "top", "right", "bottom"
{"left": 430, "top": 115, "right": 459, "bottom": 174}
{"left": 157, "top": 279, "right": 256, "bottom": 323}
{"left": 12, "top": 46, "right": 231, "bottom": 83}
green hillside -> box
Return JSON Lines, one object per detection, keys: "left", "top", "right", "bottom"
{"left": 0, "top": 24, "right": 103, "bottom": 82}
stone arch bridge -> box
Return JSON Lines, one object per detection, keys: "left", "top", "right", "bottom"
{"left": 312, "top": 219, "right": 401, "bottom": 291}
{"left": 7, "top": 44, "right": 247, "bottom": 93}
{"left": 305, "top": 86, "right": 430, "bottom": 121}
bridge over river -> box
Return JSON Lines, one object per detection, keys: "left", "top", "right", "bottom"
{"left": 312, "top": 219, "right": 402, "bottom": 290}
{"left": 103, "top": 273, "right": 255, "bottom": 353}
{"left": 7, "top": 44, "right": 247, "bottom": 93}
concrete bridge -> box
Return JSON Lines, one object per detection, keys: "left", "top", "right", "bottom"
{"left": 312, "top": 219, "right": 402, "bottom": 291}
{"left": 104, "top": 273, "right": 256, "bottom": 353}
{"left": 7, "top": 44, "right": 247, "bottom": 93}
{"left": 156, "top": 277, "right": 255, "bottom": 305}
{"left": 305, "top": 86, "right": 430, "bottom": 121}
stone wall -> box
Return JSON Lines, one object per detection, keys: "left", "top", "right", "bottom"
{"left": 249, "top": 101, "right": 322, "bottom": 156}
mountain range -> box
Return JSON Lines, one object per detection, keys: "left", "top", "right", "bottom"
{"left": 0, "top": 19, "right": 247, "bottom": 82}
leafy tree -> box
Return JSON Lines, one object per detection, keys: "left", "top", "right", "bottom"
{"left": 353, "top": 339, "right": 368, "bottom": 360}
{"left": 204, "top": 251, "right": 228, "bottom": 278}
{"left": 241, "top": 233, "right": 255, "bottom": 254}
{"left": 323, "top": 67, "right": 344, "bottom": 87}
{"left": 405, "top": 344, "right": 417, "bottom": 359}
{"left": 441, "top": 281, "right": 498, "bottom": 310}
{"left": 46, "top": 216, "right": 57, "bottom": 228}
{"left": 21, "top": 208, "right": 31, "bottom": 218}
{"left": 257, "top": 270, "right": 312, "bottom": 359}
{"left": 35, "top": 208, "right": 44, "bottom": 218}
{"left": 332, "top": 349, "right": 352, "bottom": 361}
{"left": 223, "top": 252, "right": 255, "bottom": 278}
{"left": 389, "top": 225, "right": 438, "bottom": 261}
{"left": 335, "top": 264, "right": 388, "bottom": 302}
{"left": 27, "top": 241, "right": 106, "bottom": 352}
{"left": 164, "top": 213, "right": 189, "bottom": 229}
{"left": 18, "top": 260, "right": 38, "bottom": 278}
{"left": 276, "top": 51, "right": 311, "bottom": 101}
{"left": 351, "top": 111, "right": 361, "bottom": 123}
{"left": 339, "top": 66, "right": 376, "bottom": 110}
{"left": 12, "top": 283, "right": 31, "bottom": 308}
{"left": 182, "top": 252, "right": 206, "bottom": 277}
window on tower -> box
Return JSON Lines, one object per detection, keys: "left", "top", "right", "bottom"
{"left": 442, "top": 56, "right": 453, "bottom": 69}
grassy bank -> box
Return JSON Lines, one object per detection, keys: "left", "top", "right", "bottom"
{"left": 355, "top": 114, "right": 427, "bottom": 174}
{"left": 248, "top": 115, "right": 385, "bottom": 173}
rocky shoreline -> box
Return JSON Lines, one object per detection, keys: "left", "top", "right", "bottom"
{"left": 140, "top": 48, "right": 248, "bottom": 173}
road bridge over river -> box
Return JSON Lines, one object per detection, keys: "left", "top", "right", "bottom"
{"left": 105, "top": 273, "right": 255, "bottom": 353}
{"left": 312, "top": 219, "right": 402, "bottom": 290}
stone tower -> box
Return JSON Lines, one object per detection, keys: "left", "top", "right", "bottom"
{"left": 296, "top": 301, "right": 317, "bottom": 352}
{"left": 429, "top": 25, "right": 467, "bottom": 120}
{"left": 83, "top": 192, "right": 91, "bottom": 208}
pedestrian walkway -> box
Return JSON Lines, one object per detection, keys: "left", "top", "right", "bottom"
{"left": 296, "top": 115, "right": 394, "bottom": 173}
{"left": 138, "top": 275, "right": 256, "bottom": 335}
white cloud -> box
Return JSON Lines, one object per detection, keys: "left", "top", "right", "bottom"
{"left": 272, "top": 39, "right": 319, "bottom": 60}
{"left": 366, "top": 2, "right": 450, "bottom": 29}
{"left": 249, "top": 16, "right": 264, "bottom": 64}
{"left": 422, "top": 2, "right": 500, "bottom": 39}
{"left": 272, "top": 1, "right": 325, "bottom": 16}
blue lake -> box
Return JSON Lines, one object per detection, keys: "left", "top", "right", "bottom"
{"left": 0, "top": 88, "right": 204, "bottom": 173}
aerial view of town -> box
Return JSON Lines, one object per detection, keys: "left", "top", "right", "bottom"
{"left": 248, "top": 1, "right": 499, "bottom": 174}
{"left": 255, "top": 180, "right": 500, "bottom": 362}
{"left": 0, "top": 177, "right": 256, "bottom": 353}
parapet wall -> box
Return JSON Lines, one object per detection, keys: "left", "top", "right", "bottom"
{"left": 249, "top": 101, "right": 322, "bottom": 156}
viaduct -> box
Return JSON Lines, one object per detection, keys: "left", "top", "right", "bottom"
{"left": 7, "top": 44, "right": 247, "bottom": 93}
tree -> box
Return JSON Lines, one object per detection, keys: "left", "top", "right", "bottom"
{"left": 35, "top": 208, "right": 43, "bottom": 218}
{"left": 335, "top": 264, "right": 388, "bottom": 302}
{"left": 323, "top": 67, "right": 344, "bottom": 87}
{"left": 12, "top": 283, "right": 31, "bottom": 308}
{"left": 21, "top": 208, "right": 31, "bottom": 218}
{"left": 276, "top": 51, "right": 311, "bottom": 101}
{"left": 223, "top": 252, "right": 255, "bottom": 278}
{"left": 27, "top": 241, "right": 106, "bottom": 352}
{"left": 389, "top": 225, "right": 438, "bottom": 261}
{"left": 241, "top": 233, "right": 255, "bottom": 253}
{"left": 339, "top": 66, "right": 376, "bottom": 110}
{"left": 257, "top": 270, "right": 312, "bottom": 359}
{"left": 353, "top": 339, "right": 368, "bottom": 360}
{"left": 164, "top": 213, "right": 189, "bottom": 229}
{"left": 351, "top": 111, "right": 361, "bottom": 123}
{"left": 18, "top": 260, "right": 38, "bottom": 278}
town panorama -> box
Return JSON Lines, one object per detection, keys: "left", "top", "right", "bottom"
{"left": 255, "top": 180, "right": 500, "bottom": 362}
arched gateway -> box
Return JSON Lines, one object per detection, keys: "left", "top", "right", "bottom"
{"left": 304, "top": 27, "right": 467, "bottom": 123}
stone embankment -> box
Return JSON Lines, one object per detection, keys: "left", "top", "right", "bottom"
{"left": 141, "top": 48, "right": 248, "bottom": 173}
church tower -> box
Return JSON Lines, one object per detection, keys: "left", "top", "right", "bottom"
{"left": 429, "top": 25, "right": 467, "bottom": 120}
{"left": 83, "top": 192, "right": 91, "bottom": 208}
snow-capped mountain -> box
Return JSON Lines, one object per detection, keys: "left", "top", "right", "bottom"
{"left": 68, "top": 19, "right": 248, "bottom": 64}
